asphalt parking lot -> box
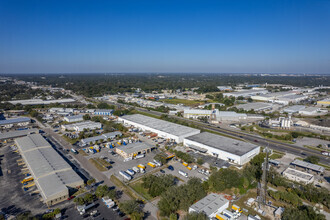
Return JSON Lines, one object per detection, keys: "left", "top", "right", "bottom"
{"left": 86, "top": 144, "right": 162, "bottom": 180}
{"left": 0, "top": 144, "right": 47, "bottom": 216}
{"left": 62, "top": 199, "right": 126, "bottom": 220}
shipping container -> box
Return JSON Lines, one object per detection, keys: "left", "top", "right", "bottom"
{"left": 119, "top": 171, "right": 132, "bottom": 180}
{"left": 178, "top": 170, "right": 188, "bottom": 177}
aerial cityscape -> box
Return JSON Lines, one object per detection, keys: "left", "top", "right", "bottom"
{"left": 0, "top": 1, "right": 329, "bottom": 220}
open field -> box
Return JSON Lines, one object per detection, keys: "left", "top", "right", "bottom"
{"left": 161, "top": 99, "right": 205, "bottom": 106}
{"left": 88, "top": 158, "right": 107, "bottom": 172}
{"left": 129, "top": 181, "right": 153, "bottom": 200}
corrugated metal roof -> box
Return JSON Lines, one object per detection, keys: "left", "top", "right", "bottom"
{"left": 189, "top": 193, "right": 228, "bottom": 216}
{"left": 185, "top": 132, "right": 259, "bottom": 156}
{"left": 0, "top": 117, "right": 30, "bottom": 125}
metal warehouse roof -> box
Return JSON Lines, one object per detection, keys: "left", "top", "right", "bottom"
{"left": 189, "top": 193, "right": 228, "bottom": 216}
{"left": 64, "top": 115, "right": 83, "bottom": 120}
{"left": 120, "top": 114, "right": 200, "bottom": 137}
{"left": 291, "top": 159, "right": 325, "bottom": 173}
{"left": 185, "top": 132, "right": 259, "bottom": 156}
{"left": 15, "top": 133, "right": 51, "bottom": 153}
{"left": 0, "top": 129, "right": 39, "bottom": 140}
{"left": 236, "top": 103, "right": 272, "bottom": 111}
{"left": 15, "top": 134, "right": 83, "bottom": 202}
{"left": 95, "top": 109, "right": 114, "bottom": 112}
{"left": 0, "top": 117, "right": 30, "bottom": 125}
{"left": 81, "top": 131, "right": 122, "bottom": 144}
{"left": 116, "top": 142, "right": 153, "bottom": 154}
{"left": 283, "top": 105, "right": 306, "bottom": 113}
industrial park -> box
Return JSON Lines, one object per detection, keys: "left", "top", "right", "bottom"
{"left": 1, "top": 1, "right": 330, "bottom": 220}
{"left": 0, "top": 74, "right": 329, "bottom": 220}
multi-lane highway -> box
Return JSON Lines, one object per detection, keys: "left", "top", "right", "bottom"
{"left": 108, "top": 101, "right": 329, "bottom": 165}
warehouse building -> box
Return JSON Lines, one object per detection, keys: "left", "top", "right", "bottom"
{"left": 119, "top": 114, "right": 200, "bottom": 143}
{"left": 184, "top": 132, "right": 260, "bottom": 165}
{"left": 8, "top": 98, "right": 76, "bottom": 105}
{"left": 235, "top": 102, "right": 273, "bottom": 112}
{"left": 115, "top": 142, "right": 154, "bottom": 159}
{"left": 81, "top": 131, "right": 122, "bottom": 146}
{"left": 283, "top": 105, "right": 306, "bottom": 114}
{"left": 189, "top": 193, "right": 229, "bottom": 219}
{"left": 15, "top": 134, "right": 84, "bottom": 206}
{"left": 64, "top": 115, "right": 84, "bottom": 123}
{"left": 282, "top": 167, "right": 314, "bottom": 184}
{"left": 183, "top": 109, "right": 247, "bottom": 122}
{"left": 94, "top": 109, "right": 114, "bottom": 116}
{"left": 0, "top": 129, "right": 39, "bottom": 141}
{"left": 290, "top": 159, "right": 324, "bottom": 174}
{"left": 317, "top": 98, "right": 330, "bottom": 107}
{"left": 223, "top": 90, "right": 268, "bottom": 98}
{"left": 0, "top": 117, "right": 30, "bottom": 128}
{"left": 298, "top": 107, "right": 321, "bottom": 116}
{"left": 61, "top": 121, "right": 102, "bottom": 132}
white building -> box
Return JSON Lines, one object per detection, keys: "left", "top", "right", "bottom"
{"left": 298, "top": 107, "right": 321, "bottom": 116}
{"left": 183, "top": 109, "right": 247, "bottom": 122}
{"left": 8, "top": 98, "right": 76, "bottom": 105}
{"left": 118, "top": 114, "right": 200, "bottom": 143}
{"left": 64, "top": 115, "right": 84, "bottom": 123}
{"left": 61, "top": 121, "right": 102, "bottom": 132}
{"left": 0, "top": 117, "right": 30, "bottom": 128}
{"left": 235, "top": 102, "right": 273, "bottom": 112}
{"left": 15, "top": 134, "right": 84, "bottom": 206}
{"left": 184, "top": 132, "right": 260, "bottom": 165}
{"left": 189, "top": 193, "right": 229, "bottom": 219}
{"left": 224, "top": 90, "right": 268, "bottom": 98}
{"left": 283, "top": 105, "right": 306, "bottom": 114}
{"left": 282, "top": 167, "right": 314, "bottom": 184}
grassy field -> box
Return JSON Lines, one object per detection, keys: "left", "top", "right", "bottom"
{"left": 161, "top": 99, "right": 205, "bottom": 106}
{"left": 129, "top": 181, "right": 153, "bottom": 200}
{"left": 88, "top": 158, "right": 107, "bottom": 172}
{"left": 110, "top": 175, "right": 140, "bottom": 200}
{"left": 95, "top": 158, "right": 111, "bottom": 167}
{"left": 269, "top": 153, "right": 284, "bottom": 160}
{"left": 62, "top": 135, "right": 79, "bottom": 144}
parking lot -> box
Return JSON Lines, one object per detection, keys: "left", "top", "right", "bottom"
{"left": 62, "top": 199, "right": 126, "bottom": 220}
{"left": 0, "top": 143, "right": 47, "bottom": 216}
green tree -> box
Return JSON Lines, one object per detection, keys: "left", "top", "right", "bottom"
{"left": 184, "top": 212, "right": 208, "bottom": 220}
{"left": 197, "top": 157, "right": 204, "bottom": 165}
{"left": 304, "top": 156, "right": 320, "bottom": 164}
{"left": 83, "top": 114, "right": 91, "bottom": 120}
{"left": 120, "top": 200, "right": 143, "bottom": 216}
{"left": 84, "top": 193, "right": 95, "bottom": 203}
{"left": 87, "top": 178, "right": 96, "bottom": 185}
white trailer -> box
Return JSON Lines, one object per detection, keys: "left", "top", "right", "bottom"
{"left": 178, "top": 170, "right": 188, "bottom": 177}
{"left": 119, "top": 171, "right": 132, "bottom": 180}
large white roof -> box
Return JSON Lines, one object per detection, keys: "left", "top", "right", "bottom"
{"left": 15, "top": 134, "right": 83, "bottom": 202}
{"left": 120, "top": 114, "right": 200, "bottom": 137}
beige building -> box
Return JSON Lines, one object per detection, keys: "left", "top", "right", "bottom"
{"left": 15, "top": 134, "right": 84, "bottom": 206}
{"left": 115, "top": 142, "right": 154, "bottom": 159}
{"left": 282, "top": 167, "right": 314, "bottom": 184}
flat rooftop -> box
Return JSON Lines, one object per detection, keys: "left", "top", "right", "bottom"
{"left": 236, "top": 102, "right": 272, "bottom": 111}
{"left": 185, "top": 132, "right": 259, "bottom": 156}
{"left": 283, "top": 105, "right": 306, "bottom": 113}
{"left": 81, "top": 131, "right": 122, "bottom": 144}
{"left": 291, "top": 159, "right": 325, "bottom": 172}
{"left": 189, "top": 193, "right": 228, "bottom": 216}
{"left": 15, "top": 134, "right": 83, "bottom": 202}
{"left": 116, "top": 142, "right": 153, "bottom": 154}
{"left": 120, "top": 114, "right": 200, "bottom": 137}
{"left": 9, "top": 98, "right": 75, "bottom": 105}
{"left": 0, "top": 128, "right": 39, "bottom": 140}
{"left": 0, "top": 117, "right": 30, "bottom": 125}
{"left": 283, "top": 167, "right": 314, "bottom": 181}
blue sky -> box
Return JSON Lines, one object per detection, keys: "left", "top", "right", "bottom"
{"left": 0, "top": 0, "right": 329, "bottom": 73}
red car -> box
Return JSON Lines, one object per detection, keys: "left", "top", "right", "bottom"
{"left": 67, "top": 195, "right": 75, "bottom": 200}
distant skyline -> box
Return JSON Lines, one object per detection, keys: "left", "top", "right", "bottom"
{"left": 1, "top": 0, "right": 330, "bottom": 74}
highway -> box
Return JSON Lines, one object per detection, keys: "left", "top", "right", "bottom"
{"left": 109, "top": 101, "right": 330, "bottom": 165}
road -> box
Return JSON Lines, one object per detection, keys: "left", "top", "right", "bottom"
{"left": 34, "top": 119, "right": 158, "bottom": 219}
{"left": 108, "top": 101, "right": 330, "bottom": 165}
